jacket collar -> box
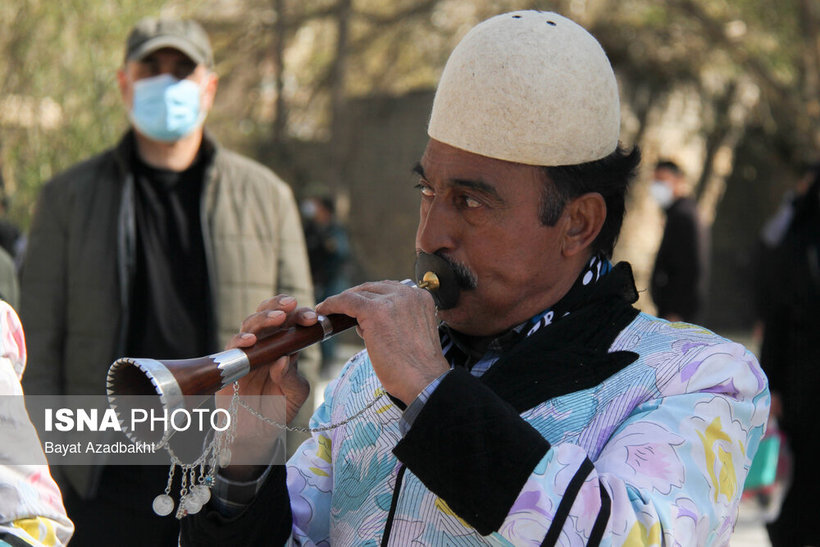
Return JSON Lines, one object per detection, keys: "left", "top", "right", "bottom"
{"left": 476, "top": 262, "right": 640, "bottom": 412}
{"left": 113, "top": 129, "right": 218, "bottom": 175}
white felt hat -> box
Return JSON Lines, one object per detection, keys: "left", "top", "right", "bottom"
{"left": 428, "top": 11, "right": 620, "bottom": 166}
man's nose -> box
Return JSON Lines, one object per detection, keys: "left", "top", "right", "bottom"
{"left": 416, "top": 198, "right": 457, "bottom": 254}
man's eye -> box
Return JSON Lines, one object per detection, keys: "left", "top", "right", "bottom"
{"left": 415, "top": 183, "right": 434, "bottom": 197}
{"left": 176, "top": 64, "right": 197, "bottom": 80}
{"left": 138, "top": 63, "right": 160, "bottom": 77}
{"left": 463, "top": 196, "right": 482, "bottom": 208}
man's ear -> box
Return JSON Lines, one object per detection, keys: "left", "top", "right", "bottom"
{"left": 117, "top": 68, "right": 130, "bottom": 105}
{"left": 201, "top": 72, "right": 219, "bottom": 112}
{"left": 561, "top": 192, "right": 606, "bottom": 257}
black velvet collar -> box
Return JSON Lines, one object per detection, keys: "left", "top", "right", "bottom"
{"left": 477, "top": 262, "right": 640, "bottom": 412}
{"left": 388, "top": 263, "right": 641, "bottom": 412}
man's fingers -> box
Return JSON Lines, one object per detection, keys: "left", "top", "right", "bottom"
{"left": 318, "top": 281, "right": 433, "bottom": 323}
{"left": 293, "top": 307, "right": 319, "bottom": 327}
{"left": 317, "top": 282, "right": 389, "bottom": 316}
{"left": 268, "top": 355, "right": 291, "bottom": 384}
{"left": 226, "top": 331, "right": 257, "bottom": 350}
{"left": 237, "top": 309, "right": 286, "bottom": 338}
{"left": 248, "top": 296, "right": 319, "bottom": 332}
{"left": 225, "top": 311, "right": 286, "bottom": 350}
{"left": 256, "top": 295, "right": 297, "bottom": 313}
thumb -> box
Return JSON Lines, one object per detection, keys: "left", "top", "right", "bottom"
{"left": 268, "top": 355, "right": 291, "bottom": 384}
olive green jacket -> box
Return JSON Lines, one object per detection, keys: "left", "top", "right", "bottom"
{"left": 20, "top": 131, "right": 316, "bottom": 495}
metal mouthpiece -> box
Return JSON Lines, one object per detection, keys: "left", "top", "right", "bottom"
{"left": 417, "top": 271, "right": 440, "bottom": 291}
{"left": 414, "top": 252, "right": 460, "bottom": 309}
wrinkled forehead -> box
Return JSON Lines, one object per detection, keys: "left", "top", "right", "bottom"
{"left": 419, "top": 139, "right": 546, "bottom": 194}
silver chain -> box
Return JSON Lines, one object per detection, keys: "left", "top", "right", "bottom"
{"left": 152, "top": 380, "right": 386, "bottom": 518}
{"left": 237, "top": 383, "right": 388, "bottom": 433}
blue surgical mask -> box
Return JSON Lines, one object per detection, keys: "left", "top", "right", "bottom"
{"left": 300, "top": 200, "right": 318, "bottom": 220}
{"left": 650, "top": 180, "right": 675, "bottom": 209}
{"left": 130, "top": 74, "right": 205, "bottom": 142}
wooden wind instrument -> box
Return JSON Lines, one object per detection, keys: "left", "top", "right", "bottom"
{"left": 106, "top": 251, "right": 459, "bottom": 415}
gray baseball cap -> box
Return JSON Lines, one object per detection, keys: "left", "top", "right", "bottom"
{"left": 125, "top": 17, "right": 214, "bottom": 68}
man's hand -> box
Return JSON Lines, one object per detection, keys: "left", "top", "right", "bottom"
{"left": 218, "top": 295, "right": 313, "bottom": 479}
{"left": 316, "top": 281, "right": 448, "bottom": 405}
{"left": 222, "top": 295, "right": 313, "bottom": 420}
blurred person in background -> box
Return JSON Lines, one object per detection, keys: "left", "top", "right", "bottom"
{"left": 751, "top": 164, "right": 814, "bottom": 344}
{"left": 757, "top": 163, "right": 820, "bottom": 546}
{"left": 0, "top": 197, "right": 23, "bottom": 266}
{"left": 0, "top": 170, "right": 23, "bottom": 264}
{"left": 0, "top": 246, "right": 19, "bottom": 310}
{"left": 19, "top": 17, "right": 315, "bottom": 546}
{"left": 301, "top": 193, "right": 351, "bottom": 371}
{"left": 650, "top": 159, "right": 710, "bottom": 323}
{"left": 0, "top": 177, "right": 21, "bottom": 310}
{"left": 0, "top": 171, "right": 25, "bottom": 293}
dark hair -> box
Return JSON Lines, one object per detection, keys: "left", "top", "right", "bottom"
{"left": 793, "top": 162, "right": 820, "bottom": 228}
{"left": 318, "top": 196, "right": 335, "bottom": 215}
{"left": 654, "top": 159, "right": 683, "bottom": 176}
{"left": 541, "top": 145, "right": 641, "bottom": 258}
{"left": 801, "top": 160, "right": 820, "bottom": 183}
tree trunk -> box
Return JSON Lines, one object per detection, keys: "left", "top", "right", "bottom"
{"left": 327, "top": 0, "right": 351, "bottom": 197}
{"left": 272, "top": 0, "right": 288, "bottom": 145}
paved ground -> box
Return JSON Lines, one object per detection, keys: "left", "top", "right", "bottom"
{"left": 733, "top": 499, "right": 772, "bottom": 546}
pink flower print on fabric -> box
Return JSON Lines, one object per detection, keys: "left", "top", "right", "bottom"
{"left": 604, "top": 421, "right": 686, "bottom": 495}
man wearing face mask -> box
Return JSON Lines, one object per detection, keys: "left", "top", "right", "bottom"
{"left": 19, "top": 17, "right": 316, "bottom": 545}
{"left": 649, "top": 159, "right": 710, "bottom": 323}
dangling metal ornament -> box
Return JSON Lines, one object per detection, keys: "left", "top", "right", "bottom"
{"left": 152, "top": 494, "right": 175, "bottom": 517}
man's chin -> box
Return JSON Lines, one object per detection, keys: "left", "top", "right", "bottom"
{"left": 436, "top": 307, "right": 464, "bottom": 330}
{"left": 438, "top": 295, "right": 523, "bottom": 337}
{"left": 436, "top": 300, "right": 487, "bottom": 336}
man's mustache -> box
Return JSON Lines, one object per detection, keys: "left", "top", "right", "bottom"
{"left": 434, "top": 252, "right": 477, "bottom": 290}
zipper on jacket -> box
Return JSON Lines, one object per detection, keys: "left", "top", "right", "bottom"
{"left": 380, "top": 463, "right": 407, "bottom": 547}
{"left": 116, "top": 172, "right": 136, "bottom": 357}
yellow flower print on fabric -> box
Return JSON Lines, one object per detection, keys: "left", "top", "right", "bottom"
{"left": 697, "top": 416, "right": 737, "bottom": 503}
{"left": 624, "top": 520, "right": 661, "bottom": 546}
{"left": 12, "top": 516, "right": 58, "bottom": 546}
{"left": 316, "top": 434, "right": 332, "bottom": 463}
{"left": 309, "top": 434, "right": 333, "bottom": 477}
{"left": 435, "top": 497, "right": 471, "bottom": 529}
